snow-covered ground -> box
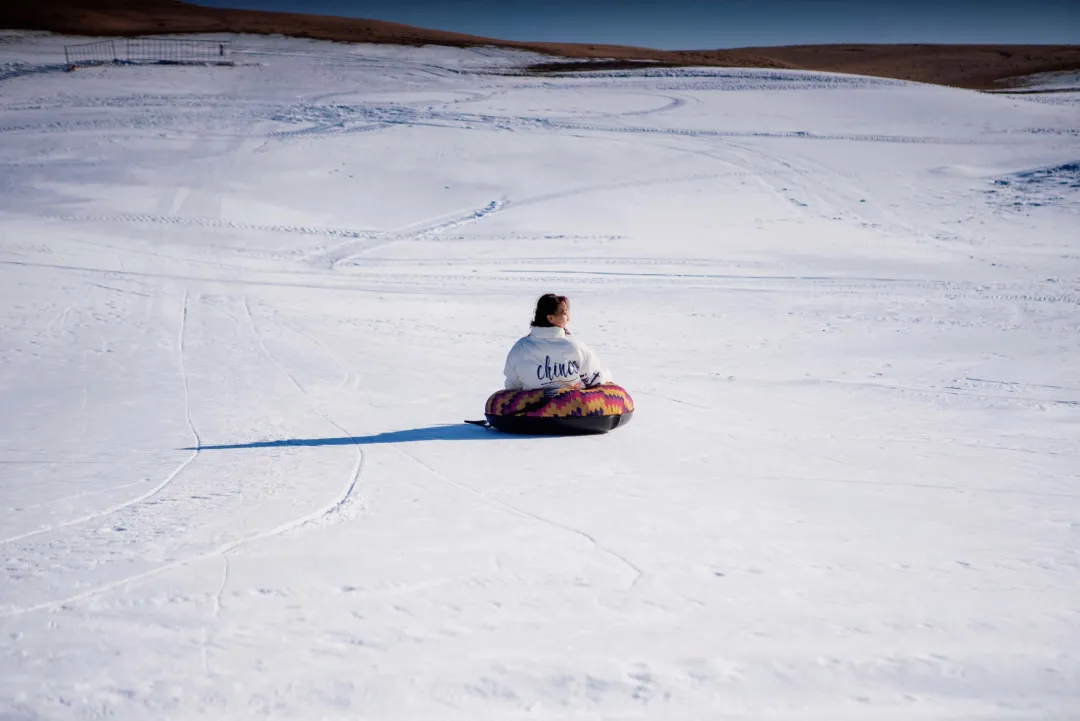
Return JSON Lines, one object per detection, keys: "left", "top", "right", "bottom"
{"left": 1, "top": 31, "right": 1079, "bottom": 720}
{"left": 997, "top": 69, "right": 1080, "bottom": 93}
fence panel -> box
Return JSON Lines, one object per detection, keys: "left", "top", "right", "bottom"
{"left": 64, "top": 38, "right": 232, "bottom": 68}
{"left": 64, "top": 40, "right": 118, "bottom": 66}
{"left": 125, "top": 38, "right": 231, "bottom": 65}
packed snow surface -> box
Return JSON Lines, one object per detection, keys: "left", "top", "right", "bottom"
{"left": 1, "top": 32, "right": 1079, "bottom": 720}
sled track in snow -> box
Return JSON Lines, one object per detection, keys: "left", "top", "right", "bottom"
{"left": 342, "top": 254, "right": 752, "bottom": 268}
{"left": 4, "top": 258, "right": 1076, "bottom": 306}
{"left": 517, "top": 69, "right": 908, "bottom": 87}
{"left": 411, "top": 199, "right": 505, "bottom": 235}
{"left": 609, "top": 93, "right": 691, "bottom": 119}
{"left": 399, "top": 448, "right": 644, "bottom": 591}
{"left": 532, "top": 119, "right": 999, "bottom": 145}
{"left": 45, "top": 296, "right": 81, "bottom": 338}
{"left": 243, "top": 298, "right": 365, "bottom": 528}
{"left": 2, "top": 94, "right": 258, "bottom": 113}
{"left": 47, "top": 213, "right": 380, "bottom": 239}
{"left": 498, "top": 171, "right": 753, "bottom": 213}
{"left": 328, "top": 162, "right": 829, "bottom": 269}
{"left": 262, "top": 305, "right": 361, "bottom": 390}
{"left": 354, "top": 103, "right": 1009, "bottom": 145}
{"left": 11, "top": 478, "right": 155, "bottom": 511}
{"left": 234, "top": 49, "right": 467, "bottom": 80}
{"left": 0, "top": 110, "right": 227, "bottom": 135}
{"left": 0, "top": 62, "right": 69, "bottom": 85}
{"left": 267, "top": 121, "right": 393, "bottom": 140}
{"left": 690, "top": 133, "right": 999, "bottom": 257}
{"left": 256, "top": 100, "right": 1006, "bottom": 146}
{"left": 395, "top": 233, "right": 632, "bottom": 243}
{"left": 0, "top": 474, "right": 367, "bottom": 618}
{"left": 339, "top": 270, "right": 1080, "bottom": 305}
{"left": 0, "top": 292, "right": 201, "bottom": 547}
{"left": 0, "top": 296, "right": 365, "bottom": 619}
{"left": 513, "top": 91, "right": 692, "bottom": 123}
{"left": 309, "top": 198, "right": 507, "bottom": 268}
{"left": 805, "top": 378, "right": 1080, "bottom": 412}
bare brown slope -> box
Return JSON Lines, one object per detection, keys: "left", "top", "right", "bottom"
{"left": 4, "top": 0, "right": 1078, "bottom": 90}
{"left": 739, "top": 44, "right": 1080, "bottom": 90}
{"left": 3, "top": 0, "right": 527, "bottom": 46}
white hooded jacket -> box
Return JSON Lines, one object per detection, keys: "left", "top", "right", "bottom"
{"left": 503, "top": 326, "right": 612, "bottom": 391}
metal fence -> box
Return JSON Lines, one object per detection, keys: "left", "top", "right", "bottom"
{"left": 124, "top": 38, "right": 230, "bottom": 65}
{"left": 64, "top": 39, "right": 119, "bottom": 67}
{"left": 64, "top": 38, "right": 232, "bottom": 68}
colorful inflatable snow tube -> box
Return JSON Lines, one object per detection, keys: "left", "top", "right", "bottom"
{"left": 484, "top": 384, "right": 634, "bottom": 435}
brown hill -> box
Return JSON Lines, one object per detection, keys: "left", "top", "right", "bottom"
{"left": 4, "top": 0, "right": 1079, "bottom": 90}
{"left": 740, "top": 44, "right": 1080, "bottom": 90}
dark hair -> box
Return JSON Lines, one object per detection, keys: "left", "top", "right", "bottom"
{"left": 531, "top": 293, "right": 569, "bottom": 327}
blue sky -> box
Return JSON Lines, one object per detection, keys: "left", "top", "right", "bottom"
{"left": 191, "top": 0, "right": 1080, "bottom": 48}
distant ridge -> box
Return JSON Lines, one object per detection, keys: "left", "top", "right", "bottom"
{"left": 4, "top": 0, "right": 1079, "bottom": 90}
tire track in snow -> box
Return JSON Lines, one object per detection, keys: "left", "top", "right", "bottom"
{"left": 399, "top": 447, "right": 643, "bottom": 591}
{"left": 0, "top": 291, "right": 201, "bottom": 546}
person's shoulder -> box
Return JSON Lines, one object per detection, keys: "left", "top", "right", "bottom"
{"left": 566, "top": 334, "right": 593, "bottom": 350}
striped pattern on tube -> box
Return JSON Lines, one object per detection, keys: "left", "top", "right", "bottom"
{"left": 485, "top": 384, "right": 634, "bottom": 418}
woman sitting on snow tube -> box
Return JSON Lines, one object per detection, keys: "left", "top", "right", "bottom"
{"left": 483, "top": 293, "right": 633, "bottom": 435}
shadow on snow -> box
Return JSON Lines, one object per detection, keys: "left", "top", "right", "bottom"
{"left": 184, "top": 423, "right": 536, "bottom": 450}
